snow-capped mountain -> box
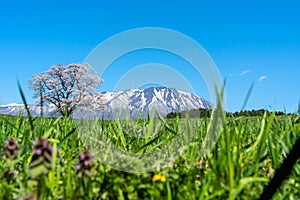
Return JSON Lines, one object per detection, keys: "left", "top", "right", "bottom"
{"left": 91, "top": 87, "right": 212, "bottom": 119}
{"left": 0, "top": 87, "right": 213, "bottom": 119}
{"left": 0, "top": 103, "right": 58, "bottom": 117}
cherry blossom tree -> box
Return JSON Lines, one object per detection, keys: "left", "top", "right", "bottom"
{"left": 28, "top": 63, "right": 103, "bottom": 117}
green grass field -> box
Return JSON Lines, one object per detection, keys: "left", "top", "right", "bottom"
{"left": 0, "top": 111, "right": 299, "bottom": 199}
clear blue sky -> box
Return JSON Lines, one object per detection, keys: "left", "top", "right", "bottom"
{"left": 0, "top": 0, "right": 299, "bottom": 112}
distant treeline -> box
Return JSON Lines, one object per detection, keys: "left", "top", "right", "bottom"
{"left": 166, "top": 108, "right": 288, "bottom": 118}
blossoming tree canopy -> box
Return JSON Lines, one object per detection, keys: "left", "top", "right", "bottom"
{"left": 28, "top": 63, "right": 103, "bottom": 117}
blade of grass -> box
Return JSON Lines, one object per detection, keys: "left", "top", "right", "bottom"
{"left": 259, "top": 135, "right": 300, "bottom": 200}
{"left": 57, "top": 128, "right": 77, "bottom": 149}
{"left": 232, "top": 177, "right": 268, "bottom": 199}
{"left": 240, "top": 81, "right": 255, "bottom": 111}
{"left": 17, "top": 80, "right": 35, "bottom": 134}
{"left": 116, "top": 119, "right": 127, "bottom": 151}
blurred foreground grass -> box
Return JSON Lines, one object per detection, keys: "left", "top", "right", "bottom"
{"left": 0, "top": 112, "right": 299, "bottom": 199}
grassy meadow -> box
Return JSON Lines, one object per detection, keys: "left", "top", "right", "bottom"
{"left": 0, "top": 110, "right": 300, "bottom": 199}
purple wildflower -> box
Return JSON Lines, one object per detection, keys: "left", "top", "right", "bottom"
{"left": 76, "top": 150, "right": 96, "bottom": 177}
{"left": 30, "top": 137, "right": 53, "bottom": 170}
{"left": 4, "top": 138, "right": 19, "bottom": 159}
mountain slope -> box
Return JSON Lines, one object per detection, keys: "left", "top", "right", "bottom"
{"left": 0, "top": 87, "right": 212, "bottom": 119}
{"left": 93, "top": 87, "right": 212, "bottom": 119}
{"left": 0, "top": 103, "right": 57, "bottom": 117}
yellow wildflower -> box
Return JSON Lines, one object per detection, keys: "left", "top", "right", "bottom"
{"left": 152, "top": 174, "right": 166, "bottom": 182}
